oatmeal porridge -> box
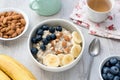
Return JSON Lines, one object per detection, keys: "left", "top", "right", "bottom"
{"left": 31, "top": 25, "right": 82, "bottom": 67}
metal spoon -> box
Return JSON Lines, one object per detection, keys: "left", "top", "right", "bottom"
{"left": 86, "top": 38, "right": 100, "bottom": 80}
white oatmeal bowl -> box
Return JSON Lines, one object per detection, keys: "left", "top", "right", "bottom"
{"left": 28, "top": 19, "right": 85, "bottom": 72}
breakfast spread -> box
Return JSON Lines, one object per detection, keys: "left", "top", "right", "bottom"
{"left": 101, "top": 57, "right": 120, "bottom": 80}
{"left": 31, "top": 25, "right": 82, "bottom": 67}
{"left": 0, "top": 54, "right": 36, "bottom": 80}
{"left": 0, "top": 11, "right": 26, "bottom": 38}
{"left": 0, "top": 0, "right": 118, "bottom": 79}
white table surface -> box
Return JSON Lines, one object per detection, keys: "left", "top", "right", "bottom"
{"left": 0, "top": 0, "right": 120, "bottom": 80}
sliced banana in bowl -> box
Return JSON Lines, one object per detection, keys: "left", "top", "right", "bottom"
{"left": 71, "top": 44, "right": 82, "bottom": 58}
{"left": 58, "top": 54, "right": 64, "bottom": 66}
{"left": 62, "top": 54, "right": 74, "bottom": 66}
{"left": 72, "top": 31, "right": 82, "bottom": 44}
{"left": 43, "top": 54, "right": 60, "bottom": 67}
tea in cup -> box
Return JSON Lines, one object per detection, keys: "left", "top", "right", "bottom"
{"left": 30, "top": 0, "right": 61, "bottom": 16}
{"left": 86, "top": 0, "right": 114, "bottom": 23}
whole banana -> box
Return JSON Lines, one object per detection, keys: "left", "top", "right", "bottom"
{"left": 0, "top": 54, "right": 36, "bottom": 80}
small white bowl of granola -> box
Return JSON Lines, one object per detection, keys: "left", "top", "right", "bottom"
{"left": 28, "top": 19, "right": 85, "bottom": 72}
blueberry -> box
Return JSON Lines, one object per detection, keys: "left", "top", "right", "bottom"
{"left": 102, "top": 67, "right": 110, "bottom": 74}
{"left": 40, "top": 44, "right": 46, "bottom": 51}
{"left": 110, "top": 66, "right": 119, "bottom": 74}
{"left": 107, "top": 72, "right": 114, "bottom": 80}
{"left": 42, "top": 38, "right": 49, "bottom": 45}
{"left": 50, "top": 34, "right": 56, "bottom": 40}
{"left": 31, "top": 37, "right": 37, "bottom": 43}
{"left": 49, "top": 27, "right": 55, "bottom": 33}
{"left": 31, "top": 47, "right": 38, "bottom": 55}
{"left": 105, "top": 61, "right": 111, "bottom": 67}
{"left": 110, "top": 57, "right": 118, "bottom": 65}
{"left": 36, "top": 35, "right": 42, "bottom": 41}
{"left": 39, "top": 26, "right": 43, "bottom": 29}
{"left": 42, "top": 25, "right": 49, "bottom": 30}
{"left": 113, "top": 76, "right": 120, "bottom": 80}
{"left": 36, "top": 29, "right": 43, "bottom": 35}
{"left": 102, "top": 74, "right": 108, "bottom": 80}
{"left": 56, "top": 26, "right": 62, "bottom": 31}
{"left": 116, "top": 62, "right": 120, "bottom": 68}
{"left": 46, "top": 35, "right": 51, "bottom": 41}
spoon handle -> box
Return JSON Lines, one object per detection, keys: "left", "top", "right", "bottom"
{"left": 86, "top": 57, "right": 94, "bottom": 80}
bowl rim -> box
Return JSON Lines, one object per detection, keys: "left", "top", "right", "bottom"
{"left": 28, "top": 19, "right": 85, "bottom": 72}
{"left": 0, "top": 8, "right": 29, "bottom": 41}
{"left": 99, "top": 55, "right": 120, "bottom": 80}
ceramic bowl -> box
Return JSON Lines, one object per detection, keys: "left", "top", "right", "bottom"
{"left": 99, "top": 56, "right": 120, "bottom": 80}
{"left": 28, "top": 19, "right": 85, "bottom": 72}
{"left": 0, "top": 8, "right": 29, "bottom": 41}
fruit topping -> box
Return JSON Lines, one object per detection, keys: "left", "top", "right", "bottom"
{"left": 36, "top": 29, "right": 43, "bottom": 35}
{"left": 31, "top": 37, "right": 37, "bottom": 43}
{"left": 43, "top": 54, "right": 60, "bottom": 67}
{"left": 31, "top": 47, "right": 38, "bottom": 55}
{"left": 50, "top": 34, "right": 56, "bottom": 40}
{"left": 42, "top": 25, "right": 49, "bottom": 30}
{"left": 62, "top": 54, "right": 74, "bottom": 66}
{"left": 58, "top": 54, "right": 64, "bottom": 66}
{"left": 39, "top": 25, "right": 43, "bottom": 29}
{"left": 49, "top": 27, "right": 55, "bottom": 33}
{"left": 36, "top": 35, "right": 42, "bottom": 41}
{"left": 42, "top": 38, "right": 49, "bottom": 45}
{"left": 71, "top": 45, "right": 81, "bottom": 58}
{"left": 46, "top": 35, "right": 52, "bottom": 41}
{"left": 56, "top": 26, "right": 62, "bottom": 31}
{"left": 40, "top": 44, "right": 46, "bottom": 51}
{"left": 72, "top": 31, "right": 82, "bottom": 44}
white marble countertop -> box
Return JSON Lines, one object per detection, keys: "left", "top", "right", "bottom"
{"left": 0, "top": 0, "right": 120, "bottom": 80}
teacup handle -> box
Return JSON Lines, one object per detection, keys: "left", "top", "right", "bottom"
{"left": 30, "top": 0, "right": 39, "bottom": 10}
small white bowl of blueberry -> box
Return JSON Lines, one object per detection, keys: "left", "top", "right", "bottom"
{"left": 100, "top": 56, "right": 120, "bottom": 80}
{"left": 28, "top": 19, "right": 85, "bottom": 72}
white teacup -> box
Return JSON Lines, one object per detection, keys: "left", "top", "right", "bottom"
{"left": 86, "top": 0, "right": 114, "bottom": 23}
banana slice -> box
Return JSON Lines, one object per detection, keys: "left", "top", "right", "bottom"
{"left": 72, "top": 31, "right": 82, "bottom": 44}
{"left": 71, "top": 45, "right": 82, "bottom": 58}
{"left": 71, "top": 38, "right": 78, "bottom": 45}
{"left": 58, "top": 54, "right": 64, "bottom": 66}
{"left": 43, "top": 54, "right": 60, "bottom": 67}
{"left": 62, "top": 54, "right": 74, "bottom": 66}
